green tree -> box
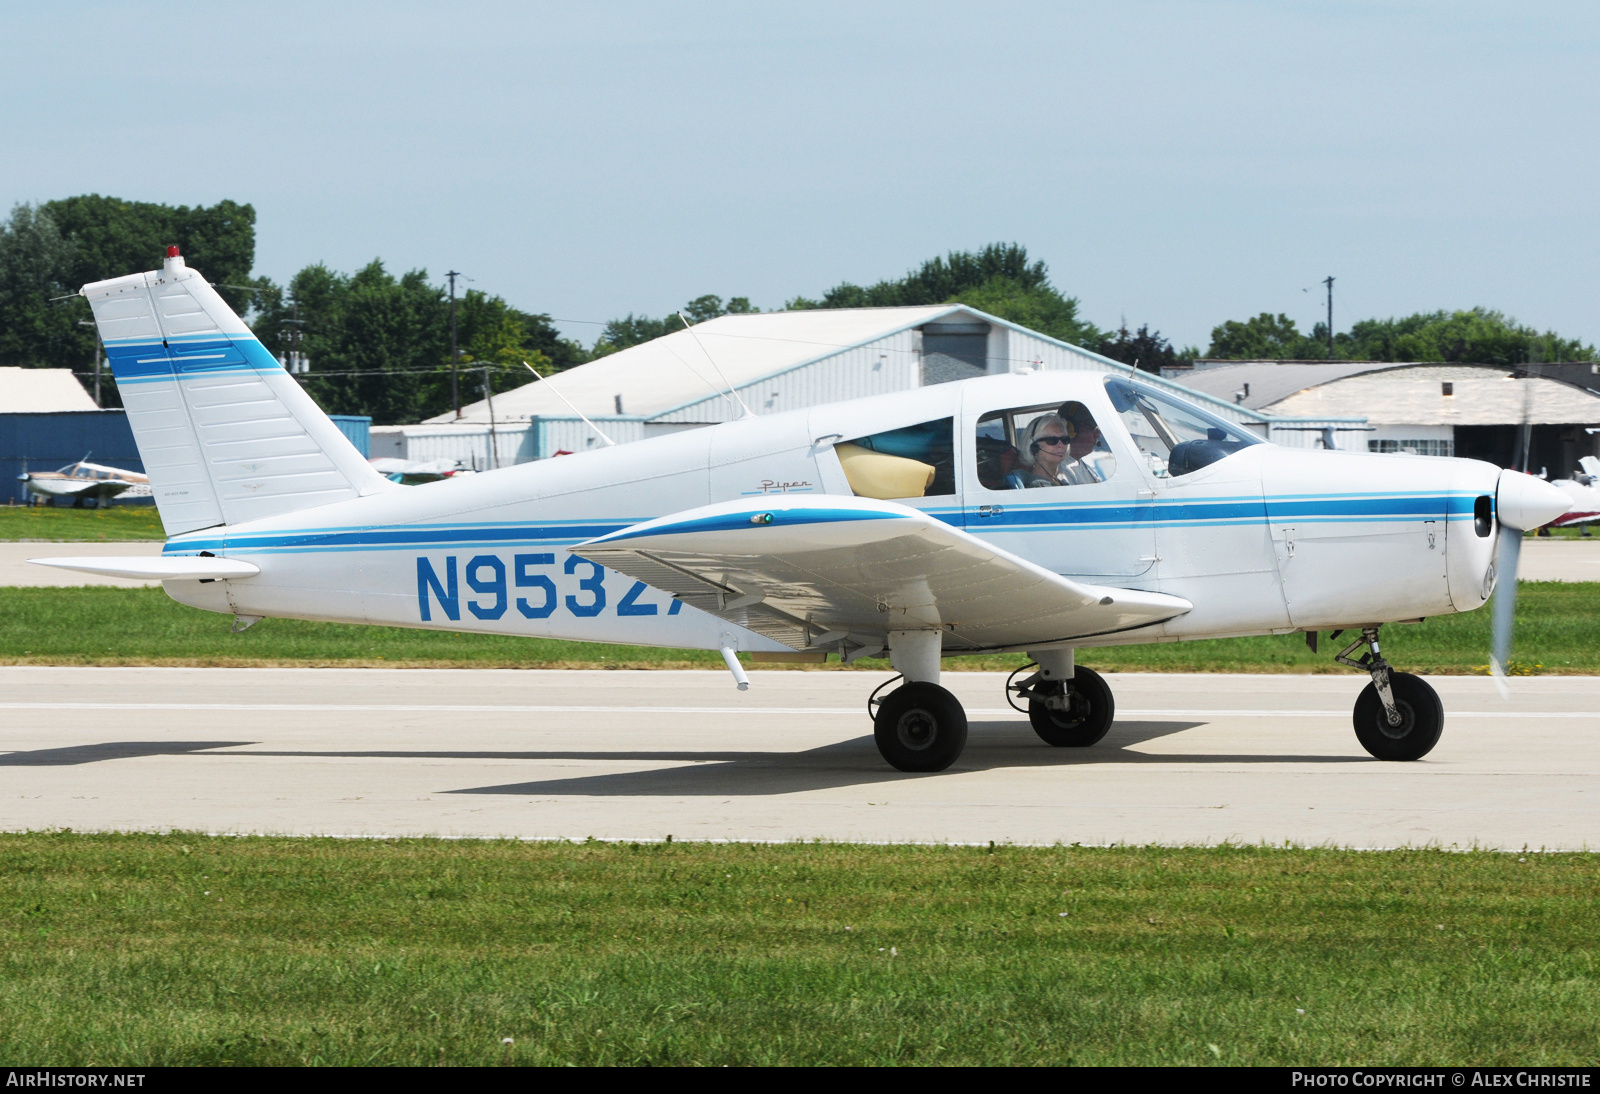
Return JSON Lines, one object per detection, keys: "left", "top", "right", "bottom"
{"left": 1205, "top": 313, "right": 1325, "bottom": 359}
{"left": 0, "top": 204, "right": 80, "bottom": 373}
{"left": 592, "top": 294, "right": 758, "bottom": 357}
{"left": 1342, "top": 308, "right": 1595, "bottom": 365}
{"left": 43, "top": 194, "right": 258, "bottom": 313}
{"left": 788, "top": 243, "right": 1100, "bottom": 347}
{"left": 1206, "top": 306, "right": 1597, "bottom": 364}
{"left": 1093, "top": 323, "right": 1188, "bottom": 374}
{"left": 250, "top": 261, "right": 449, "bottom": 424}
{"left": 949, "top": 276, "right": 1100, "bottom": 347}
{"left": 249, "top": 264, "right": 590, "bottom": 422}
{"left": 790, "top": 243, "right": 1051, "bottom": 309}
{"left": 0, "top": 196, "right": 261, "bottom": 406}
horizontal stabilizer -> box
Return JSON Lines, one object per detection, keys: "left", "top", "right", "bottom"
{"left": 27, "top": 556, "right": 260, "bottom": 581}
{"left": 573, "top": 496, "right": 1191, "bottom": 653}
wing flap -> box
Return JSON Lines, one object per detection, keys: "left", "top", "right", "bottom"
{"left": 573, "top": 497, "right": 1190, "bottom": 652}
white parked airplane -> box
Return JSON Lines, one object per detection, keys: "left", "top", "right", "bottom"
{"left": 19, "top": 459, "right": 148, "bottom": 507}
{"left": 1548, "top": 456, "right": 1600, "bottom": 531}
{"left": 30, "top": 250, "right": 1573, "bottom": 771}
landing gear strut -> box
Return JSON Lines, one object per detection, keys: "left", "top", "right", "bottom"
{"left": 1331, "top": 625, "right": 1443, "bottom": 761}
{"left": 1007, "top": 651, "right": 1115, "bottom": 747}
{"left": 869, "top": 631, "right": 967, "bottom": 772}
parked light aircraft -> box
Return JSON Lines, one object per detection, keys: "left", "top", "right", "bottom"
{"left": 19, "top": 459, "right": 148, "bottom": 507}
{"left": 1548, "top": 456, "right": 1600, "bottom": 530}
{"left": 369, "top": 456, "right": 470, "bottom": 485}
{"left": 31, "top": 250, "right": 1574, "bottom": 771}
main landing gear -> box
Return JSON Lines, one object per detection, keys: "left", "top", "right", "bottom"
{"left": 869, "top": 632, "right": 967, "bottom": 772}
{"left": 868, "top": 640, "right": 1119, "bottom": 772}
{"left": 1326, "top": 625, "right": 1443, "bottom": 761}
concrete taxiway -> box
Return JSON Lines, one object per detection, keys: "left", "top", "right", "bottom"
{"left": 1, "top": 667, "right": 1595, "bottom": 849}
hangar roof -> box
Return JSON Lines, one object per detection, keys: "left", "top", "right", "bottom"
{"left": 1173, "top": 361, "right": 1386, "bottom": 410}
{"left": 428, "top": 304, "right": 969, "bottom": 425}
{"left": 1177, "top": 361, "right": 1600, "bottom": 425}
{"left": 0, "top": 367, "right": 99, "bottom": 413}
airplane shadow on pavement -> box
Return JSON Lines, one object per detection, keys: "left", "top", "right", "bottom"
{"left": 0, "top": 741, "right": 252, "bottom": 766}
{"left": 0, "top": 720, "right": 1367, "bottom": 794}
{"left": 441, "top": 718, "right": 1368, "bottom": 798}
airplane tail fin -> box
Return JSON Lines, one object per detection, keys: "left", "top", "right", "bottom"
{"left": 82, "top": 249, "right": 394, "bottom": 536}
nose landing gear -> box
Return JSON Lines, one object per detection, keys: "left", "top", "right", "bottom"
{"left": 1329, "top": 626, "right": 1443, "bottom": 761}
{"left": 1007, "top": 662, "right": 1115, "bottom": 747}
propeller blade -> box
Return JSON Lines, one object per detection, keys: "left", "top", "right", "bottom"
{"left": 1489, "top": 529, "right": 1521, "bottom": 696}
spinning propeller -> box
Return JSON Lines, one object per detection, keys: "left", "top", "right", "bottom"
{"left": 1489, "top": 469, "right": 1572, "bottom": 690}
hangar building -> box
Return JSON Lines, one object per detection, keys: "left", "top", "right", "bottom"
{"left": 1171, "top": 360, "right": 1600, "bottom": 478}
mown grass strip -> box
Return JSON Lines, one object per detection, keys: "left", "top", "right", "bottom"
{"left": 0, "top": 835, "right": 1596, "bottom": 1066}
{"left": 0, "top": 505, "right": 164, "bottom": 542}
{"left": 0, "top": 583, "right": 1595, "bottom": 673}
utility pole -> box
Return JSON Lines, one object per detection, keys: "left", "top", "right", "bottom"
{"left": 483, "top": 365, "right": 498, "bottom": 469}
{"left": 280, "top": 302, "right": 309, "bottom": 381}
{"left": 448, "top": 270, "right": 462, "bottom": 419}
{"left": 1323, "top": 276, "right": 1335, "bottom": 359}
{"left": 77, "top": 320, "right": 102, "bottom": 406}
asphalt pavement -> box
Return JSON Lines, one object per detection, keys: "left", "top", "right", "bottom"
{"left": 1, "top": 667, "right": 1595, "bottom": 849}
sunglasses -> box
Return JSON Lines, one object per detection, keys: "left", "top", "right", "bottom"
{"left": 1035, "top": 436, "right": 1069, "bottom": 447}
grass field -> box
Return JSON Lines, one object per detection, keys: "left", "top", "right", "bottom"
{"left": 0, "top": 504, "right": 163, "bottom": 542}
{"left": 0, "top": 581, "right": 1595, "bottom": 673}
{"left": 1, "top": 835, "right": 1596, "bottom": 1066}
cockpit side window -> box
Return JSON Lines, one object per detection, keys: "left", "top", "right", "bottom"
{"left": 975, "top": 401, "right": 1117, "bottom": 490}
{"left": 835, "top": 417, "right": 955, "bottom": 500}
{"left": 1104, "top": 378, "right": 1261, "bottom": 479}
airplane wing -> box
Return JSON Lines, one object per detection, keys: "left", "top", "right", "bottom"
{"left": 22, "top": 477, "right": 100, "bottom": 498}
{"left": 27, "top": 556, "right": 260, "bottom": 581}
{"left": 572, "top": 496, "right": 1191, "bottom": 654}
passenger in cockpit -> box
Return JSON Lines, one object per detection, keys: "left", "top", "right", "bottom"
{"left": 1056, "top": 401, "right": 1104, "bottom": 485}
{"left": 1006, "top": 414, "right": 1074, "bottom": 489}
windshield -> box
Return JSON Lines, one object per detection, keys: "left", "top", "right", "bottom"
{"left": 1104, "top": 377, "right": 1262, "bottom": 479}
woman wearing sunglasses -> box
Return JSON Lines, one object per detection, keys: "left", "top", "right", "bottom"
{"left": 1006, "top": 414, "right": 1076, "bottom": 489}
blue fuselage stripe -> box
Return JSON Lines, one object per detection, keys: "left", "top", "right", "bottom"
{"left": 163, "top": 491, "right": 1485, "bottom": 556}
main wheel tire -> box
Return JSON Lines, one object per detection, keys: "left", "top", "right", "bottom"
{"left": 873, "top": 682, "right": 968, "bottom": 772}
{"left": 1029, "top": 665, "right": 1115, "bottom": 747}
{"left": 1353, "top": 672, "right": 1443, "bottom": 761}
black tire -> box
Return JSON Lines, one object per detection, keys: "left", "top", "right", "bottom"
{"left": 1353, "top": 672, "right": 1443, "bottom": 761}
{"left": 1028, "top": 665, "right": 1115, "bottom": 747}
{"left": 873, "top": 682, "right": 968, "bottom": 772}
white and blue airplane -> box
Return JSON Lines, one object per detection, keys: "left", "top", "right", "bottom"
{"left": 32, "top": 249, "right": 1573, "bottom": 772}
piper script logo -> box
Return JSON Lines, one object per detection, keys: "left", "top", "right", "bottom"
{"left": 744, "top": 479, "right": 813, "bottom": 495}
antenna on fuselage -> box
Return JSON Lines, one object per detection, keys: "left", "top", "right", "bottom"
{"left": 523, "top": 362, "right": 616, "bottom": 447}
{"left": 678, "top": 312, "right": 756, "bottom": 420}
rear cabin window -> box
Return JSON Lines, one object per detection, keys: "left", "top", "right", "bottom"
{"left": 975, "top": 402, "right": 1117, "bottom": 490}
{"left": 835, "top": 417, "right": 955, "bottom": 500}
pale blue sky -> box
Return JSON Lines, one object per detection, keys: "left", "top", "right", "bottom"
{"left": 4, "top": 1, "right": 1596, "bottom": 350}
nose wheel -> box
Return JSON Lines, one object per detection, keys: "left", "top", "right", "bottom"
{"left": 1006, "top": 662, "right": 1116, "bottom": 747}
{"left": 1328, "top": 626, "right": 1444, "bottom": 761}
